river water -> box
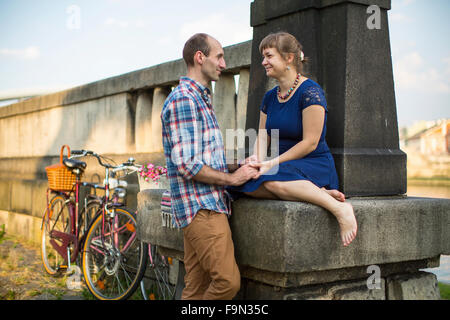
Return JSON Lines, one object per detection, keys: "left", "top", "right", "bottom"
{"left": 407, "top": 182, "right": 450, "bottom": 284}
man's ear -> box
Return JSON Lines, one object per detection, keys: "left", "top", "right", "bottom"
{"left": 194, "top": 51, "right": 204, "bottom": 66}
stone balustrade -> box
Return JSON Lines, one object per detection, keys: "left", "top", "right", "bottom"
{"left": 0, "top": 40, "right": 252, "bottom": 244}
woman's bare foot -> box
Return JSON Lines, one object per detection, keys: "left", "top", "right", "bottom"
{"left": 323, "top": 188, "right": 345, "bottom": 202}
{"left": 334, "top": 202, "right": 357, "bottom": 246}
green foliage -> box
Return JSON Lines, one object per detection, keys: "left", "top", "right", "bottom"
{"left": 438, "top": 282, "right": 450, "bottom": 300}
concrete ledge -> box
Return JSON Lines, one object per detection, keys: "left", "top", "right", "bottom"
{"left": 137, "top": 189, "right": 450, "bottom": 278}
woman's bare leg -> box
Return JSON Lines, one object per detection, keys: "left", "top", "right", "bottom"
{"left": 243, "top": 183, "right": 280, "bottom": 200}
{"left": 264, "top": 180, "right": 357, "bottom": 246}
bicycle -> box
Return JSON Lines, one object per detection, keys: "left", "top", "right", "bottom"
{"left": 40, "top": 151, "right": 98, "bottom": 277}
{"left": 76, "top": 150, "right": 149, "bottom": 300}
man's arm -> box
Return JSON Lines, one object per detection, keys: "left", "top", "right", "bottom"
{"left": 165, "top": 96, "right": 258, "bottom": 186}
{"left": 165, "top": 96, "right": 205, "bottom": 180}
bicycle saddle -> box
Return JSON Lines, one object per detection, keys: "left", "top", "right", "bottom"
{"left": 63, "top": 158, "right": 87, "bottom": 170}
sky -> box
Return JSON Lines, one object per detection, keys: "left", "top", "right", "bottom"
{"left": 0, "top": 0, "right": 449, "bottom": 128}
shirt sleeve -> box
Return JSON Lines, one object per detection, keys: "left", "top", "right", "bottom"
{"left": 301, "top": 85, "right": 328, "bottom": 112}
{"left": 166, "top": 96, "right": 204, "bottom": 180}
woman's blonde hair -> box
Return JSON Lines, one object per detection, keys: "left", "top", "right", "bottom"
{"left": 259, "top": 32, "right": 308, "bottom": 74}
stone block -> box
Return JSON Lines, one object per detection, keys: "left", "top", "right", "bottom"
{"left": 243, "top": 278, "right": 385, "bottom": 300}
{"left": 386, "top": 271, "right": 441, "bottom": 300}
{"left": 137, "top": 189, "right": 450, "bottom": 278}
{"left": 284, "top": 279, "right": 386, "bottom": 300}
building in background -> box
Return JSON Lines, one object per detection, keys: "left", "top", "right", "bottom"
{"left": 400, "top": 119, "right": 450, "bottom": 179}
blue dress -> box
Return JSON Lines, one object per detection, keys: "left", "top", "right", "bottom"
{"left": 226, "top": 79, "right": 339, "bottom": 199}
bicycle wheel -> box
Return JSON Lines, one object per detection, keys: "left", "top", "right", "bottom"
{"left": 82, "top": 207, "right": 148, "bottom": 300}
{"left": 41, "top": 195, "right": 71, "bottom": 275}
{"left": 139, "top": 244, "right": 181, "bottom": 300}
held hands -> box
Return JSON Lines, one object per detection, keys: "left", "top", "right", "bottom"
{"left": 248, "top": 159, "right": 277, "bottom": 176}
{"left": 230, "top": 155, "right": 278, "bottom": 186}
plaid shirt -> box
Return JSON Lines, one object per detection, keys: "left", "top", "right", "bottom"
{"left": 161, "top": 77, "right": 231, "bottom": 228}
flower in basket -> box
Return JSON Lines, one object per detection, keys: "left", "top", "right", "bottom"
{"left": 138, "top": 163, "right": 167, "bottom": 185}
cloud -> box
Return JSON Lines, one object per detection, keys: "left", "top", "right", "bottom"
{"left": 0, "top": 46, "right": 40, "bottom": 60}
{"left": 392, "top": 0, "right": 415, "bottom": 9}
{"left": 393, "top": 52, "right": 450, "bottom": 93}
{"left": 389, "top": 12, "right": 412, "bottom": 23}
{"left": 400, "top": 0, "right": 415, "bottom": 6}
{"left": 104, "top": 17, "right": 148, "bottom": 29}
{"left": 444, "top": 56, "right": 450, "bottom": 75}
{"left": 179, "top": 13, "right": 252, "bottom": 47}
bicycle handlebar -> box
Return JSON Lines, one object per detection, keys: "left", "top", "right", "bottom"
{"left": 71, "top": 149, "right": 113, "bottom": 168}
{"left": 70, "top": 149, "right": 141, "bottom": 174}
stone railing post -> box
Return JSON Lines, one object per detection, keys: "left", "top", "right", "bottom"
{"left": 150, "top": 87, "right": 172, "bottom": 153}
{"left": 213, "top": 73, "right": 237, "bottom": 159}
{"left": 247, "top": 0, "right": 405, "bottom": 196}
{"left": 236, "top": 69, "right": 250, "bottom": 132}
{"left": 135, "top": 91, "right": 153, "bottom": 153}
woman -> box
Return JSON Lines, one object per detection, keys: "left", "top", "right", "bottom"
{"left": 228, "top": 32, "right": 357, "bottom": 246}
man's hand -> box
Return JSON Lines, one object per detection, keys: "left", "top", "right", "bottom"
{"left": 229, "top": 164, "right": 260, "bottom": 186}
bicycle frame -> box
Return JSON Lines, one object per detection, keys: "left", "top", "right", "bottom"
{"left": 43, "top": 173, "right": 83, "bottom": 266}
{"left": 87, "top": 166, "right": 137, "bottom": 259}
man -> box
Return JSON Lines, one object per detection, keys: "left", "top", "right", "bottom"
{"left": 161, "top": 33, "right": 259, "bottom": 300}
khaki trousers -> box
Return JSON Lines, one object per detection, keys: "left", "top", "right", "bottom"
{"left": 181, "top": 209, "right": 240, "bottom": 300}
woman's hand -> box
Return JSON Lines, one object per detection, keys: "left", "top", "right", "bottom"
{"left": 248, "top": 158, "right": 278, "bottom": 177}
{"left": 244, "top": 154, "right": 259, "bottom": 165}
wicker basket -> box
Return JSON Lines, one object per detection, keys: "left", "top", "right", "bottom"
{"left": 45, "top": 145, "right": 77, "bottom": 191}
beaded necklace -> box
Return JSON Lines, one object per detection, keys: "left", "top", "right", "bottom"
{"left": 277, "top": 73, "right": 301, "bottom": 100}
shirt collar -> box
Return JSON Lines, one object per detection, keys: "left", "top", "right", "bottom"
{"left": 180, "top": 76, "right": 211, "bottom": 100}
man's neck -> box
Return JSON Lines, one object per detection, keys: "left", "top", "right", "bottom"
{"left": 186, "top": 69, "right": 209, "bottom": 88}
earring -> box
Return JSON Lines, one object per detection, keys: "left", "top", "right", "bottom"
{"left": 286, "top": 66, "right": 290, "bottom": 71}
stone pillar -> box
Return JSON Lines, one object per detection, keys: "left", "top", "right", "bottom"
{"left": 236, "top": 69, "right": 250, "bottom": 132}
{"left": 150, "top": 87, "right": 171, "bottom": 153}
{"left": 247, "top": 0, "right": 406, "bottom": 196}
{"left": 213, "top": 73, "right": 237, "bottom": 159}
{"left": 135, "top": 91, "right": 153, "bottom": 153}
